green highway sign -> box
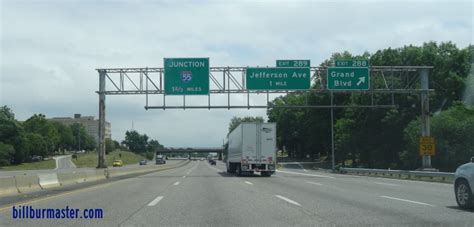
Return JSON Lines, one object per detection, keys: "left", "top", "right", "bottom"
{"left": 164, "top": 58, "right": 209, "bottom": 95}
{"left": 276, "top": 60, "right": 310, "bottom": 68}
{"left": 246, "top": 67, "right": 311, "bottom": 90}
{"left": 327, "top": 67, "right": 370, "bottom": 90}
{"left": 335, "top": 59, "right": 369, "bottom": 67}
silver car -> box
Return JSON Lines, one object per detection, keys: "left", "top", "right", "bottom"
{"left": 454, "top": 157, "right": 474, "bottom": 208}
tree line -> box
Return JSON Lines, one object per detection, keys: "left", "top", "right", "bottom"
{"left": 0, "top": 107, "right": 96, "bottom": 166}
{"left": 267, "top": 41, "right": 473, "bottom": 172}
{"left": 0, "top": 106, "right": 167, "bottom": 166}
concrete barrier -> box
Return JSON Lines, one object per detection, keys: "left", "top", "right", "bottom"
{"left": 0, "top": 176, "right": 19, "bottom": 196}
{"left": 57, "top": 171, "right": 87, "bottom": 186}
{"left": 38, "top": 173, "right": 60, "bottom": 189}
{"left": 4, "top": 160, "right": 190, "bottom": 195}
{"left": 15, "top": 175, "right": 41, "bottom": 193}
{"left": 84, "top": 169, "right": 106, "bottom": 182}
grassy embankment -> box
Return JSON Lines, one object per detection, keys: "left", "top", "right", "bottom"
{"left": 72, "top": 150, "right": 146, "bottom": 168}
{"left": 0, "top": 159, "right": 56, "bottom": 171}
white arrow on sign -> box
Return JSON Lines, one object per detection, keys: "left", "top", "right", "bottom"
{"left": 356, "top": 77, "right": 366, "bottom": 86}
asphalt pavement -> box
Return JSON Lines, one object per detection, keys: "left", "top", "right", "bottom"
{"left": 0, "top": 160, "right": 472, "bottom": 226}
{"left": 54, "top": 155, "right": 76, "bottom": 169}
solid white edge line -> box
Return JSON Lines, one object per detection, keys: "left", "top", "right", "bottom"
{"left": 244, "top": 181, "right": 253, "bottom": 185}
{"left": 374, "top": 182, "right": 400, "bottom": 187}
{"left": 276, "top": 170, "right": 336, "bottom": 179}
{"left": 275, "top": 195, "right": 301, "bottom": 207}
{"left": 297, "top": 162, "right": 308, "bottom": 172}
{"left": 380, "top": 195, "right": 435, "bottom": 207}
{"left": 147, "top": 196, "right": 164, "bottom": 206}
{"left": 306, "top": 181, "right": 323, "bottom": 186}
{"left": 173, "top": 181, "right": 180, "bottom": 186}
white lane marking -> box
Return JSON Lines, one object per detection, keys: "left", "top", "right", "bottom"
{"left": 297, "top": 162, "right": 308, "bottom": 172}
{"left": 275, "top": 195, "right": 301, "bottom": 207}
{"left": 173, "top": 181, "right": 180, "bottom": 186}
{"left": 374, "top": 182, "right": 400, "bottom": 187}
{"left": 182, "top": 176, "right": 186, "bottom": 178}
{"left": 207, "top": 164, "right": 221, "bottom": 172}
{"left": 380, "top": 195, "right": 435, "bottom": 207}
{"left": 147, "top": 196, "right": 164, "bottom": 206}
{"left": 244, "top": 181, "right": 253, "bottom": 185}
{"left": 306, "top": 181, "right": 323, "bottom": 186}
{"left": 276, "top": 170, "right": 336, "bottom": 179}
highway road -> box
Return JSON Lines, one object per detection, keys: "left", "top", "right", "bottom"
{"left": 54, "top": 155, "right": 76, "bottom": 169}
{"left": 0, "top": 160, "right": 472, "bottom": 226}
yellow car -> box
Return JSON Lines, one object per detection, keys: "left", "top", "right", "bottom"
{"left": 112, "top": 160, "right": 123, "bottom": 167}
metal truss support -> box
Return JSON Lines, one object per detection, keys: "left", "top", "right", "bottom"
{"left": 96, "top": 65, "right": 434, "bottom": 169}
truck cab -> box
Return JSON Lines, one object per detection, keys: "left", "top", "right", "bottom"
{"left": 156, "top": 154, "right": 166, "bottom": 164}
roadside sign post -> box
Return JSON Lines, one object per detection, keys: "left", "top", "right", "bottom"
{"left": 164, "top": 58, "right": 209, "bottom": 95}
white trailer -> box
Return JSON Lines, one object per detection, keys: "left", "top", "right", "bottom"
{"left": 226, "top": 122, "right": 277, "bottom": 177}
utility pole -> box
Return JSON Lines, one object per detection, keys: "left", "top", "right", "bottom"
{"left": 420, "top": 68, "right": 432, "bottom": 170}
{"left": 97, "top": 69, "right": 107, "bottom": 168}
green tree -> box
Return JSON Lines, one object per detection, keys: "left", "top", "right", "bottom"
{"left": 70, "top": 123, "right": 96, "bottom": 151}
{"left": 105, "top": 138, "right": 115, "bottom": 154}
{"left": 51, "top": 122, "right": 74, "bottom": 153}
{"left": 0, "top": 106, "right": 15, "bottom": 121}
{"left": 23, "top": 114, "right": 60, "bottom": 155}
{"left": 403, "top": 103, "right": 474, "bottom": 171}
{"left": 0, "top": 142, "right": 14, "bottom": 166}
{"left": 23, "top": 133, "right": 47, "bottom": 158}
{"left": 147, "top": 139, "right": 164, "bottom": 153}
{"left": 122, "top": 130, "right": 149, "bottom": 153}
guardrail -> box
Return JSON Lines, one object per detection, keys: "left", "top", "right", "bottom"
{"left": 341, "top": 167, "right": 455, "bottom": 183}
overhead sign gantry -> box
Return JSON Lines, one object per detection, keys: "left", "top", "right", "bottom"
{"left": 96, "top": 58, "right": 433, "bottom": 171}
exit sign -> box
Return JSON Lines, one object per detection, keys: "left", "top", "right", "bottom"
{"left": 335, "top": 59, "right": 369, "bottom": 67}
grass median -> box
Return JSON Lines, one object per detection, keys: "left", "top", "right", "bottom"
{"left": 0, "top": 159, "right": 56, "bottom": 171}
{"left": 72, "top": 150, "right": 147, "bottom": 168}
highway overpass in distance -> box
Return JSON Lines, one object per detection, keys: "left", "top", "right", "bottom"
{"left": 157, "top": 147, "right": 224, "bottom": 160}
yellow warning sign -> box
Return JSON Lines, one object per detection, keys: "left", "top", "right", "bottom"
{"left": 419, "top": 136, "right": 435, "bottom": 156}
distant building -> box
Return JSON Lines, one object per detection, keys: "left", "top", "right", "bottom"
{"left": 49, "top": 114, "right": 111, "bottom": 145}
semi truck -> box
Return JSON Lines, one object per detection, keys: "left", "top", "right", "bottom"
{"left": 226, "top": 122, "right": 277, "bottom": 177}
{"left": 155, "top": 154, "right": 166, "bottom": 164}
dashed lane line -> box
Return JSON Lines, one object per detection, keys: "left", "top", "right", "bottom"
{"left": 275, "top": 195, "right": 301, "bottom": 207}
{"left": 147, "top": 196, "right": 164, "bottom": 206}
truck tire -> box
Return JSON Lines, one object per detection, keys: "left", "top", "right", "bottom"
{"left": 456, "top": 179, "right": 474, "bottom": 208}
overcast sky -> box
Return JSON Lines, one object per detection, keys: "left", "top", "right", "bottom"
{"left": 1, "top": 0, "right": 472, "bottom": 148}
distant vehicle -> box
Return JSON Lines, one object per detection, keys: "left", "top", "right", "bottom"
{"left": 200, "top": 158, "right": 205, "bottom": 161}
{"left": 454, "top": 157, "right": 474, "bottom": 208}
{"left": 156, "top": 155, "right": 166, "bottom": 164}
{"left": 113, "top": 160, "right": 123, "bottom": 167}
{"left": 31, "top": 155, "right": 43, "bottom": 162}
{"left": 209, "top": 160, "right": 216, "bottom": 165}
{"left": 226, "top": 122, "right": 276, "bottom": 177}
{"left": 139, "top": 160, "right": 147, "bottom": 165}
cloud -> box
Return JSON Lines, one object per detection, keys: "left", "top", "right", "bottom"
{"left": 1, "top": 0, "right": 472, "bottom": 146}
